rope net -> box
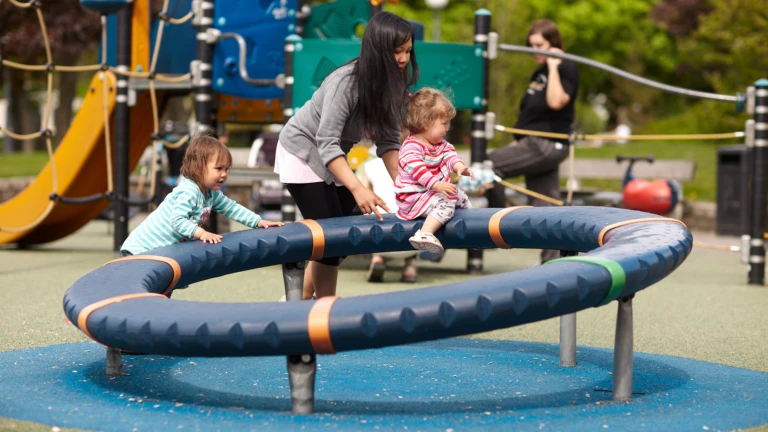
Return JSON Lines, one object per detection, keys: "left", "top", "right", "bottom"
{"left": 0, "top": 0, "right": 192, "bottom": 233}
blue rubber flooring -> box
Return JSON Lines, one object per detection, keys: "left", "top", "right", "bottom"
{"left": 1, "top": 339, "right": 766, "bottom": 431}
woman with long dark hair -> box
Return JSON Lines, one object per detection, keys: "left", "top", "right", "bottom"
{"left": 275, "top": 11, "right": 419, "bottom": 299}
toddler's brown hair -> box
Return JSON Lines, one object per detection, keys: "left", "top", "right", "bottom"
{"left": 180, "top": 134, "right": 232, "bottom": 184}
{"left": 403, "top": 88, "right": 457, "bottom": 134}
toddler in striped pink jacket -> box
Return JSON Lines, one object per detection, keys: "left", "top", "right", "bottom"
{"left": 394, "top": 88, "right": 475, "bottom": 254}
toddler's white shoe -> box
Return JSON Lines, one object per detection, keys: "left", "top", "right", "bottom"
{"left": 409, "top": 229, "right": 444, "bottom": 254}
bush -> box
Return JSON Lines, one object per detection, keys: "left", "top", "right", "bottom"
{"left": 574, "top": 101, "right": 608, "bottom": 134}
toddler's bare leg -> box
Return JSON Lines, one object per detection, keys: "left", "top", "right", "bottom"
{"left": 421, "top": 215, "right": 444, "bottom": 234}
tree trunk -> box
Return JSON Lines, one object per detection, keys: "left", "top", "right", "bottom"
{"left": 8, "top": 70, "right": 42, "bottom": 153}
{"left": 54, "top": 70, "right": 78, "bottom": 148}
{"left": 3, "top": 69, "right": 20, "bottom": 153}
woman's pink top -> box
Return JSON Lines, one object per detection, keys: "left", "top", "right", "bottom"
{"left": 274, "top": 141, "right": 343, "bottom": 186}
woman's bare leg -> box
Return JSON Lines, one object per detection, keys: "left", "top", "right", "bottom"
{"left": 302, "top": 264, "right": 315, "bottom": 299}
{"left": 304, "top": 260, "right": 344, "bottom": 299}
{"left": 309, "top": 261, "right": 339, "bottom": 298}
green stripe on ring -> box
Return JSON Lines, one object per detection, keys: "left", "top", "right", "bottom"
{"left": 546, "top": 256, "right": 626, "bottom": 306}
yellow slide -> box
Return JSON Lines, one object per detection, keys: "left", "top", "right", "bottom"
{"left": 0, "top": 72, "right": 157, "bottom": 246}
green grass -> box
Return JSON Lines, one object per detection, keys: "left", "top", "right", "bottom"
{"left": 0, "top": 151, "right": 49, "bottom": 178}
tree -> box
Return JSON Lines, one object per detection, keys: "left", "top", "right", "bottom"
{"left": 667, "top": 0, "right": 768, "bottom": 132}
{"left": 651, "top": 0, "right": 712, "bottom": 38}
{"left": 0, "top": 1, "right": 101, "bottom": 151}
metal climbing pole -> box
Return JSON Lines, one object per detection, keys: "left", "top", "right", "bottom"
{"left": 281, "top": 34, "right": 311, "bottom": 414}
{"left": 192, "top": 0, "right": 214, "bottom": 135}
{"left": 113, "top": 6, "right": 133, "bottom": 255}
{"left": 280, "top": 35, "right": 299, "bottom": 223}
{"left": 748, "top": 79, "right": 768, "bottom": 285}
{"left": 467, "top": 9, "right": 491, "bottom": 274}
{"left": 741, "top": 114, "right": 754, "bottom": 266}
{"left": 369, "top": 2, "right": 384, "bottom": 15}
{"left": 192, "top": 0, "right": 217, "bottom": 231}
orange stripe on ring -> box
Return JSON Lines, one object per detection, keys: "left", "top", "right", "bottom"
{"left": 77, "top": 293, "right": 168, "bottom": 343}
{"left": 598, "top": 217, "right": 687, "bottom": 245}
{"left": 307, "top": 296, "right": 338, "bottom": 354}
{"left": 104, "top": 255, "right": 181, "bottom": 295}
{"left": 298, "top": 219, "right": 325, "bottom": 261}
{"left": 488, "top": 206, "right": 531, "bottom": 248}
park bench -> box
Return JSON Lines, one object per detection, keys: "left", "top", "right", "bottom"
{"left": 562, "top": 157, "right": 696, "bottom": 219}
{"left": 497, "top": 155, "right": 696, "bottom": 220}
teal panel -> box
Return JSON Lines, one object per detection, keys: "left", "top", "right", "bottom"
{"left": 291, "top": 39, "right": 484, "bottom": 112}
{"left": 303, "top": 0, "right": 370, "bottom": 39}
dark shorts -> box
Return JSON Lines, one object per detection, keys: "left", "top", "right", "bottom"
{"left": 286, "top": 182, "right": 360, "bottom": 266}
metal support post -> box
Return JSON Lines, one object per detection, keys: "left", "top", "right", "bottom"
{"left": 287, "top": 354, "right": 316, "bottom": 414}
{"left": 613, "top": 295, "right": 634, "bottom": 401}
{"left": 106, "top": 346, "right": 124, "bottom": 376}
{"left": 749, "top": 79, "right": 768, "bottom": 285}
{"left": 281, "top": 186, "right": 297, "bottom": 222}
{"left": 559, "top": 250, "right": 578, "bottom": 366}
{"left": 467, "top": 9, "right": 491, "bottom": 274}
{"left": 295, "top": 0, "right": 310, "bottom": 36}
{"left": 282, "top": 261, "right": 316, "bottom": 413}
{"left": 113, "top": 6, "right": 133, "bottom": 256}
{"left": 741, "top": 118, "right": 754, "bottom": 265}
{"left": 282, "top": 261, "right": 306, "bottom": 301}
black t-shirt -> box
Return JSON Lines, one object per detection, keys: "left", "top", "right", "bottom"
{"left": 513, "top": 60, "right": 579, "bottom": 141}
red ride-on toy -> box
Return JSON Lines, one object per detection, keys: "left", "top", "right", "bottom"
{"left": 617, "top": 154, "right": 681, "bottom": 216}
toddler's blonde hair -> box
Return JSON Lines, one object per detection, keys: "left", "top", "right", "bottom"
{"left": 403, "top": 87, "right": 456, "bottom": 134}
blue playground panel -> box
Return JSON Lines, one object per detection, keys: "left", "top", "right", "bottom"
{"left": 98, "top": 14, "right": 117, "bottom": 67}
{"left": 81, "top": 0, "right": 130, "bottom": 15}
{"left": 289, "top": 39, "right": 485, "bottom": 112}
{"left": 212, "top": 0, "right": 426, "bottom": 100}
{"left": 63, "top": 207, "right": 691, "bottom": 358}
{"left": 212, "top": 0, "right": 298, "bottom": 100}
{"left": 152, "top": 0, "right": 197, "bottom": 74}
{"left": 97, "top": 0, "right": 196, "bottom": 75}
{"left": 91, "top": 0, "right": 429, "bottom": 100}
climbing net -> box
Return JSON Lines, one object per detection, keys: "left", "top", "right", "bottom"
{"left": 0, "top": 0, "right": 194, "bottom": 233}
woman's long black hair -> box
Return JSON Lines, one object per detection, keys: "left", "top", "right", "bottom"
{"left": 351, "top": 11, "right": 419, "bottom": 140}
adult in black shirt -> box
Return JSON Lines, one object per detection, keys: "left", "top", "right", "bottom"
{"left": 488, "top": 19, "right": 580, "bottom": 263}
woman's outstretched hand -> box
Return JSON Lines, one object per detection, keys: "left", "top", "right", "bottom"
{"left": 351, "top": 185, "right": 390, "bottom": 221}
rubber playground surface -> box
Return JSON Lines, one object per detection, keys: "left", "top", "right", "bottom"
{"left": 1, "top": 218, "right": 767, "bottom": 431}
